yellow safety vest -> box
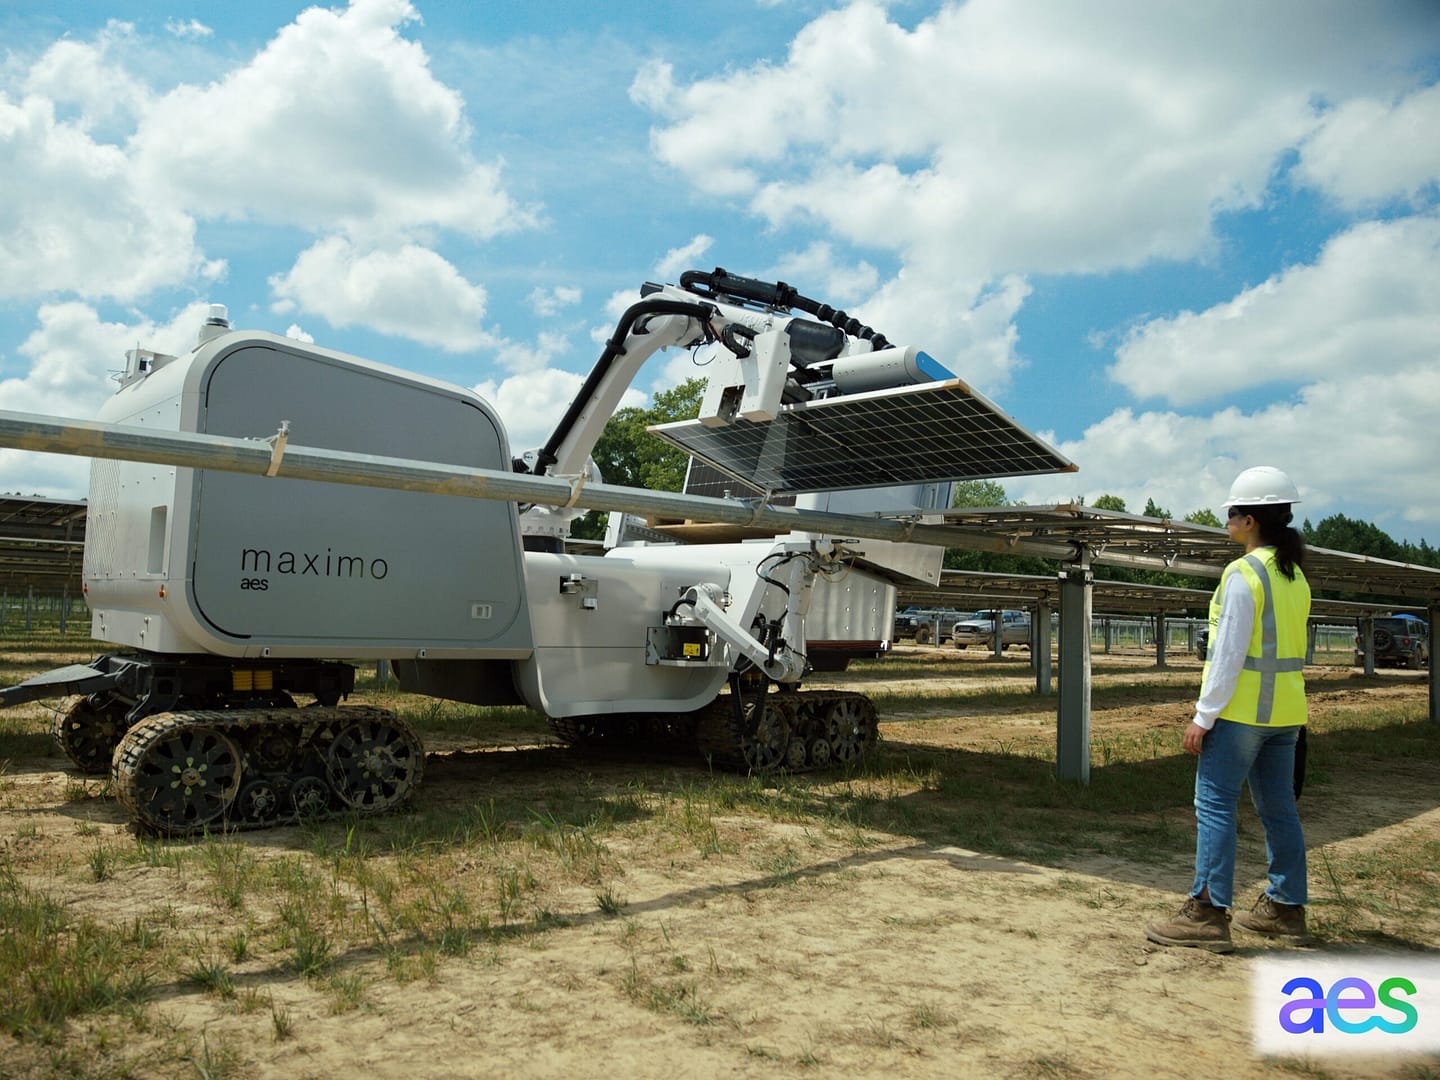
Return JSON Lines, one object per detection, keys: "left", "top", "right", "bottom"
{"left": 1204, "top": 547, "right": 1311, "bottom": 726}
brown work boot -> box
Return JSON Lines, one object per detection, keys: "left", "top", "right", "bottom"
{"left": 1233, "top": 893, "right": 1310, "bottom": 942}
{"left": 1145, "top": 896, "right": 1234, "bottom": 953}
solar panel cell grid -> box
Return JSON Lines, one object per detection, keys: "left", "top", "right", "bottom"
{"left": 650, "top": 379, "right": 1075, "bottom": 494}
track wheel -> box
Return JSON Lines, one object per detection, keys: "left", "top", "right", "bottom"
{"left": 327, "top": 714, "right": 423, "bottom": 813}
{"left": 115, "top": 717, "right": 243, "bottom": 833}
{"left": 234, "top": 779, "right": 281, "bottom": 826}
{"left": 740, "top": 699, "right": 791, "bottom": 773}
{"left": 807, "top": 735, "right": 833, "bottom": 768}
{"left": 52, "top": 697, "right": 127, "bottom": 775}
{"left": 826, "top": 696, "right": 876, "bottom": 764}
{"left": 289, "top": 775, "right": 333, "bottom": 818}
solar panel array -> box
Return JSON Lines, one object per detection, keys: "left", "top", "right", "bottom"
{"left": 650, "top": 378, "right": 1075, "bottom": 495}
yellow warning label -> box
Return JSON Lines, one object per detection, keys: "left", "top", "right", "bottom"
{"left": 683, "top": 642, "right": 702, "bottom": 657}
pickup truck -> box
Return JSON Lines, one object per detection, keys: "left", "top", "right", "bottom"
{"left": 951, "top": 609, "right": 1031, "bottom": 650}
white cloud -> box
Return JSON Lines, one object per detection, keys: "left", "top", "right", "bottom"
{"left": 0, "top": 0, "right": 534, "bottom": 339}
{"left": 472, "top": 369, "right": 645, "bottom": 456}
{"left": 1295, "top": 82, "right": 1440, "bottom": 209}
{"left": 1011, "top": 214, "right": 1440, "bottom": 536}
{"left": 860, "top": 268, "right": 1032, "bottom": 386}
{"left": 769, "top": 243, "right": 878, "bottom": 305}
{"left": 528, "top": 286, "right": 582, "bottom": 318}
{"left": 494, "top": 330, "right": 571, "bottom": 375}
{"left": 1013, "top": 362, "right": 1440, "bottom": 537}
{"left": 1108, "top": 214, "right": 1440, "bottom": 406}
{"left": 638, "top": 0, "right": 1440, "bottom": 391}
{"left": 0, "top": 300, "right": 213, "bottom": 497}
{"left": 269, "top": 236, "right": 492, "bottom": 351}
{"left": 165, "top": 19, "right": 213, "bottom": 40}
{"left": 22, "top": 23, "right": 151, "bottom": 131}
{"left": 654, "top": 235, "right": 714, "bottom": 282}
{"left": 0, "top": 93, "right": 207, "bottom": 301}
{"left": 129, "top": 0, "right": 531, "bottom": 243}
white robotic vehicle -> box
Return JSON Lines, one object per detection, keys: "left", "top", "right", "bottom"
{"left": 1, "top": 269, "right": 1071, "bottom": 834}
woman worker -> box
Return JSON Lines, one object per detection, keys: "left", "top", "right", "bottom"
{"left": 1145, "top": 466, "right": 1312, "bottom": 954}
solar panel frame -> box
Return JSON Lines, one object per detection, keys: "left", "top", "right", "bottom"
{"left": 649, "top": 378, "right": 1076, "bottom": 495}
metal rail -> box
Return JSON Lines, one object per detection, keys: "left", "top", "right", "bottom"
{"left": 0, "top": 408, "right": 1077, "bottom": 562}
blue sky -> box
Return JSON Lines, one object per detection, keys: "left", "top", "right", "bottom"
{"left": 2, "top": 0, "right": 1438, "bottom": 543}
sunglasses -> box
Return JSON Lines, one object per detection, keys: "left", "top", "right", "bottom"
{"left": 1227, "top": 507, "right": 1249, "bottom": 520}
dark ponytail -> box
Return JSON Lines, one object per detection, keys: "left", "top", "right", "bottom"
{"left": 1240, "top": 504, "right": 1306, "bottom": 580}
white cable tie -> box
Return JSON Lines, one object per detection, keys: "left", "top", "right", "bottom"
{"left": 562, "top": 472, "right": 588, "bottom": 509}
{"left": 747, "top": 492, "right": 773, "bottom": 527}
{"left": 265, "top": 420, "right": 290, "bottom": 478}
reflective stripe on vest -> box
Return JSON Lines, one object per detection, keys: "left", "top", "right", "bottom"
{"left": 1240, "top": 553, "right": 1305, "bottom": 724}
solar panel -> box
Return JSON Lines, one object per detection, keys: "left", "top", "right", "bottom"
{"left": 649, "top": 378, "right": 1076, "bottom": 495}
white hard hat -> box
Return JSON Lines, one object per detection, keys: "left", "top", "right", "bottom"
{"left": 1221, "top": 465, "right": 1300, "bottom": 508}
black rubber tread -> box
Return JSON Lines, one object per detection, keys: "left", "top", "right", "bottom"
{"left": 549, "top": 712, "right": 698, "bottom": 754}
{"left": 51, "top": 696, "right": 127, "bottom": 776}
{"left": 112, "top": 706, "right": 423, "bottom": 836}
{"left": 694, "top": 690, "right": 878, "bottom": 774}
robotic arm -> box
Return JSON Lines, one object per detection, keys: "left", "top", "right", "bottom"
{"left": 528, "top": 269, "right": 905, "bottom": 483}
{"left": 521, "top": 268, "right": 947, "bottom": 542}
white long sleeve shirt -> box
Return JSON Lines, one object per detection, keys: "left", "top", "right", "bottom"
{"left": 1191, "top": 568, "right": 1256, "bottom": 730}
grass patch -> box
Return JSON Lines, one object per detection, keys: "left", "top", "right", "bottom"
{"left": 0, "top": 868, "right": 153, "bottom": 1039}
{"left": 0, "top": 633, "right": 1433, "bottom": 1069}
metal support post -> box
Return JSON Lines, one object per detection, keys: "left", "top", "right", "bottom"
{"left": 1154, "top": 611, "right": 1167, "bottom": 668}
{"left": 1057, "top": 556, "right": 1093, "bottom": 784}
{"left": 1359, "top": 616, "right": 1375, "bottom": 676}
{"left": 1305, "top": 623, "right": 1316, "bottom": 665}
{"left": 991, "top": 610, "right": 1003, "bottom": 658}
{"left": 1102, "top": 617, "right": 1112, "bottom": 654}
{"left": 1034, "top": 601, "right": 1052, "bottom": 695}
{"left": 1430, "top": 602, "right": 1439, "bottom": 727}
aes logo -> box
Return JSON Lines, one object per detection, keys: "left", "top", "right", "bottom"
{"left": 1278, "top": 976, "right": 1417, "bottom": 1035}
{"left": 1253, "top": 957, "right": 1438, "bottom": 1055}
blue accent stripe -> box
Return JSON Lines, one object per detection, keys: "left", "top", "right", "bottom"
{"left": 914, "top": 351, "right": 953, "bottom": 382}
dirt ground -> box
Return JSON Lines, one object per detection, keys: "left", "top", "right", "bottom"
{"left": 2, "top": 647, "right": 1437, "bottom": 1079}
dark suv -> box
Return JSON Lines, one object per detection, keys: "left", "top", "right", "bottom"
{"left": 1355, "top": 615, "right": 1429, "bottom": 670}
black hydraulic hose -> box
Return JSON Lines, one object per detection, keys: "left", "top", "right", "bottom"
{"left": 533, "top": 298, "right": 717, "bottom": 475}
{"left": 680, "top": 267, "right": 890, "bottom": 351}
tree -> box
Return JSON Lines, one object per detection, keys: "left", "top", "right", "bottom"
{"left": 1303, "top": 513, "right": 1403, "bottom": 562}
{"left": 1142, "top": 497, "right": 1173, "bottom": 520}
{"left": 943, "top": 479, "right": 1053, "bottom": 574}
{"left": 1092, "top": 494, "right": 1127, "bottom": 512}
{"left": 571, "top": 377, "right": 705, "bottom": 540}
{"left": 589, "top": 378, "right": 706, "bottom": 492}
{"left": 1185, "top": 508, "right": 1222, "bottom": 528}
{"left": 950, "top": 479, "right": 1010, "bottom": 508}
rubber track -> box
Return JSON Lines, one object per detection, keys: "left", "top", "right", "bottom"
{"left": 52, "top": 696, "right": 125, "bottom": 776}
{"left": 112, "top": 706, "right": 423, "bottom": 836}
{"left": 548, "top": 690, "right": 878, "bottom": 774}
{"left": 694, "top": 690, "right": 877, "bottom": 773}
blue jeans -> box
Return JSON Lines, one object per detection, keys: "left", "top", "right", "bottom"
{"left": 1190, "top": 719, "right": 1307, "bottom": 909}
